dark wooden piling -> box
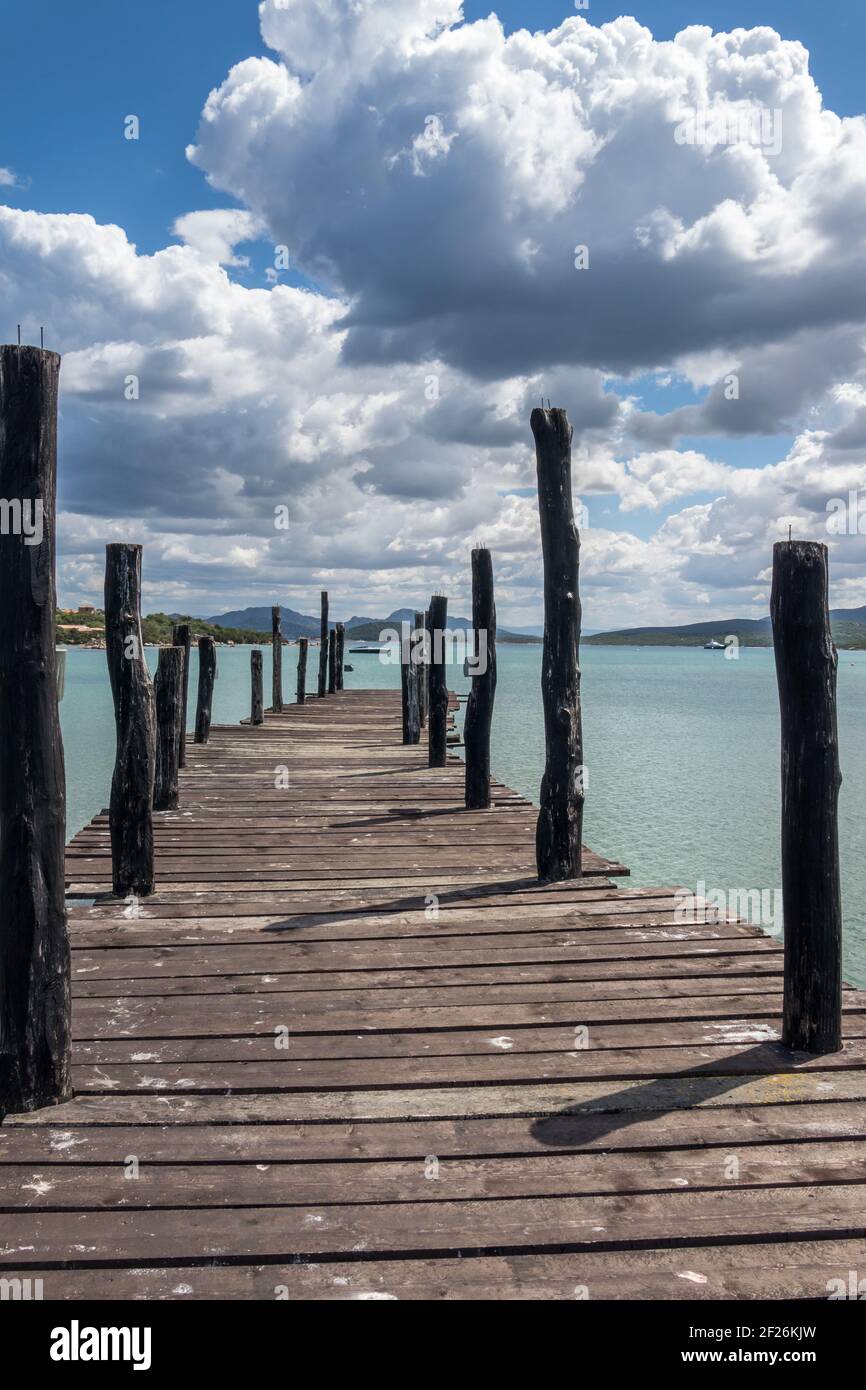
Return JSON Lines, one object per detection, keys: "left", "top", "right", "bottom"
{"left": 296, "top": 637, "right": 309, "bottom": 705}
{"left": 328, "top": 629, "right": 337, "bottom": 694}
{"left": 194, "top": 636, "right": 217, "bottom": 745}
{"left": 250, "top": 650, "right": 264, "bottom": 726}
{"left": 317, "top": 591, "right": 329, "bottom": 698}
{"left": 428, "top": 595, "right": 449, "bottom": 768}
{"left": 171, "top": 623, "right": 191, "bottom": 768}
{"left": 0, "top": 343, "right": 71, "bottom": 1114}
{"left": 153, "top": 646, "right": 184, "bottom": 812}
{"left": 105, "top": 543, "right": 156, "bottom": 897}
{"left": 531, "top": 407, "right": 584, "bottom": 881}
{"left": 335, "top": 622, "right": 345, "bottom": 691}
{"left": 771, "top": 540, "right": 843, "bottom": 1054}
{"left": 416, "top": 609, "right": 428, "bottom": 727}
{"left": 272, "top": 605, "right": 283, "bottom": 713}
{"left": 464, "top": 547, "right": 497, "bottom": 809}
{"left": 400, "top": 621, "right": 421, "bottom": 745}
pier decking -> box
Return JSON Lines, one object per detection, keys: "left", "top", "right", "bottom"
{"left": 2, "top": 688, "right": 866, "bottom": 1300}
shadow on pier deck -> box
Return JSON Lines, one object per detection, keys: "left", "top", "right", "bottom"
{"left": 2, "top": 689, "right": 866, "bottom": 1300}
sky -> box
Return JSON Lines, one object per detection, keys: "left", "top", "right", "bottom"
{"left": 1, "top": 0, "right": 865, "bottom": 627}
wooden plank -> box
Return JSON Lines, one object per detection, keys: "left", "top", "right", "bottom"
{"left": 5, "top": 1141, "right": 866, "bottom": 1212}
{"left": 69, "top": 956, "right": 785, "bottom": 1001}
{"left": 11, "top": 1239, "right": 863, "bottom": 1300}
{"left": 3, "top": 1185, "right": 866, "bottom": 1267}
{"left": 4, "top": 1103, "right": 864, "bottom": 1161}
{"left": 67, "top": 989, "right": 866, "bottom": 1042}
{"left": 64, "top": 915, "right": 759, "bottom": 951}
{"left": 8, "top": 1070, "right": 866, "bottom": 1125}
{"left": 66, "top": 1021, "right": 866, "bottom": 1064}
{"left": 66, "top": 1041, "right": 866, "bottom": 1094}
{"left": 67, "top": 937, "right": 782, "bottom": 980}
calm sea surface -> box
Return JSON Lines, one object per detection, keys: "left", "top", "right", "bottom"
{"left": 61, "top": 641, "right": 866, "bottom": 986}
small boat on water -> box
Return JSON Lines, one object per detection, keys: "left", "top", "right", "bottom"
{"left": 343, "top": 663, "right": 354, "bottom": 672}
{"left": 703, "top": 638, "right": 725, "bottom": 650}
{"left": 348, "top": 642, "right": 388, "bottom": 654}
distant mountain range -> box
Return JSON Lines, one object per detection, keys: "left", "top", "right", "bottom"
{"left": 586, "top": 606, "right": 866, "bottom": 650}
{"left": 206, "top": 605, "right": 541, "bottom": 644}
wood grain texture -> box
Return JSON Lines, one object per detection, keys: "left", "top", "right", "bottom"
{"left": 271, "top": 606, "right": 283, "bottom": 713}
{"left": 250, "top": 650, "right": 263, "bottom": 726}
{"left": 428, "top": 595, "right": 448, "bottom": 767}
{"left": 194, "top": 636, "right": 216, "bottom": 745}
{"left": 464, "top": 547, "right": 496, "bottom": 809}
{"left": 296, "top": 637, "right": 308, "bottom": 705}
{"left": 335, "top": 622, "right": 345, "bottom": 693}
{"left": 171, "top": 623, "right": 191, "bottom": 768}
{"left": 104, "top": 543, "right": 155, "bottom": 897}
{"left": 0, "top": 345, "right": 71, "bottom": 1115}
{"left": 153, "top": 647, "right": 183, "bottom": 812}
{"left": 317, "top": 591, "right": 328, "bottom": 699}
{"left": 771, "top": 540, "right": 843, "bottom": 1053}
{"left": 532, "top": 407, "right": 584, "bottom": 881}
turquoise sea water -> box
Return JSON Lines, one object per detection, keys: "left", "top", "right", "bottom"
{"left": 60, "top": 641, "right": 866, "bottom": 987}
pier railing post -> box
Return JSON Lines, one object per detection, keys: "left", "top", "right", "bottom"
{"left": 105, "top": 543, "right": 156, "bottom": 897}
{"left": 416, "top": 609, "right": 428, "bottom": 727}
{"left": 531, "top": 406, "right": 584, "bottom": 881}
{"left": 251, "top": 649, "right": 264, "bottom": 725}
{"left": 328, "top": 628, "right": 337, "bottom": 694}
{"left": 400, "top": 620, "right": 420, "bottom": 744}
{"left": 272, "top": 605, "right": 283, "bottom": 712}
{"left": 317, "top": 590, "right": 329, "bottom": 698}
{"left": 296, "top": 637, "right": 309, "bottom": 705}
{"left": 428, "top": 594, "right": 448, "bottom": 768}
{"left": 171, "top": 622, "right": 191, "bottom": 768}
{"left": 0, "top": 343, "right": 71, "bottom": 1113}
{"left": 464, "top": 547, "right": 497, "bottom": 809}
{"left": 771, "top": 540, "right": 843, "bottom": 1054}
{"left": 335, "top": 622, "right": 345, "bottom": 691}
{"left": 154, "top": 646, "right": 184, "bottom": 811}
{"left": 194, "top": 636, "right": 217, "bottom": 744}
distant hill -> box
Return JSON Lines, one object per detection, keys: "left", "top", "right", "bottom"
{"left": 586, "top": 606, "right": 866, "bottom": 650}
{"left": 208, "top": 605, "right": 541, "bottom": 644}
{"left": 207, "top": 606, "right": 323, "bottom": 639}
{"left": 345, "top": 609, "right": 540, "bottom": 644}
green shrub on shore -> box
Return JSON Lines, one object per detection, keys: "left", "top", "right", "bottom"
{"left": 55, "top": 609, "right": 275, "bottom": 647}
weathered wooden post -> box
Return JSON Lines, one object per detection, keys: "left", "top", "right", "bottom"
{"left": 250, "top": 649, "right": 264, "bottom": 725}
{"left": 400, "top": 621, "right": 421, "bottom": 745}
{"left": 153, "top": 646, "right": 184, "bottom": 811}
{"left": 105, "top": 543, "right": 156, "bottom": 897}
{"left": 171, "top": 623, "right": 191, "bottom": 768}
{"left": 194, "top": 635, "right": 217, "bottom": 744}
{"left": 272, "top": 605, "right": 283, "bottom": 712}
{"left": 531, "top": 407, "right": 584, "bottom": 881}
{"left": 317, "top": 591, "right": 329, "bottom": 698}
{"left": 328, "top": 628, "right": 337, "bottom": 694}
{"left": 335, "top": 622, "right": 345, "bottom": 691}
{"left": 464, "top": 548, "right": 497, "bottom": 809}
{"left": 296, "top": 637, "right": 309, "bottom": 705}
{"left": 771, "top": 540, "right": 843, "bottom": 1055}
{"left": 0, "top": 343, "right": 71, "bottom": 1113}
{"left": 428, "top": 595, "right": 448, "bottom": 768}
{"left": 416, "top": 609, "right": 428, "bottom": 727}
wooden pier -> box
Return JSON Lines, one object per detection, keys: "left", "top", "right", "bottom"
{"left": 0, "top": 688, "right": 864, "bottom": 1299}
